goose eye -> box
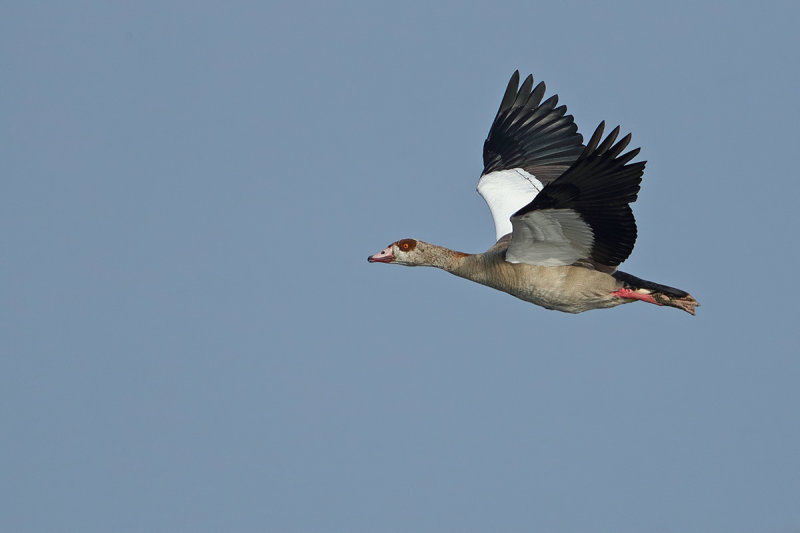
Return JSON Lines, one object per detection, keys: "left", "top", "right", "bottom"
{"left": 400, "top": 242, "right": 409, "bottom": 251}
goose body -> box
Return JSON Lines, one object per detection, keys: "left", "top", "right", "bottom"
{"left": 368, "top": 72, "right": 698, "bottom": 315}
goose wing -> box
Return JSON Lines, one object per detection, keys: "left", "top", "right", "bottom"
{"left": 505, "top": 122, "right": 645, "bottom": 268}
{"left": 478, "top": 71, "right": 585, "bottom": 241}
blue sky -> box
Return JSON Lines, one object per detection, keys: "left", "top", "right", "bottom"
{"left": 2, "top": 1, "right": 799, "bottom": 532}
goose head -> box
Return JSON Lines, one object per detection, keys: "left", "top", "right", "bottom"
{"left": 368, "top": 239, "right": 468, "bottom": 271}
{"left": 368, "top": 239, "right": 422, "bottom": 266}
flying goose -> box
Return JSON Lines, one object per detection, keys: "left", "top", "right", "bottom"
{"left": 368, "top": 72, "right": 698, "bottom": 315}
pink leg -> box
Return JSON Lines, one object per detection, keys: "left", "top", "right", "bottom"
{"left": 612, "top": 288, "right": 660, "bottom": 305}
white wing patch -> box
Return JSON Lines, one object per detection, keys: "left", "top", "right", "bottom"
{"left": 506, "top": 209, "right": 595, "bottom": 266}
{"left": 477, "top": 168, "right": 544, "bottom": 241}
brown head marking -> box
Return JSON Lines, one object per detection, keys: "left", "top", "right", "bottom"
{"left": 396, "top": 239, "right": 417, "bottom": 252}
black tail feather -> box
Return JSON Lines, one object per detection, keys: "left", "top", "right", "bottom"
{"left": 612, "top": 271, "right": 689, "bottom": 298}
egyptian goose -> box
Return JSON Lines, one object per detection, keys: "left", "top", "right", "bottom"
{"left": 368, "top": 72, "right": 698, "bottom": 315}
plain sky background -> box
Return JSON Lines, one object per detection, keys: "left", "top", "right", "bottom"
{"left": 2, "top": 1, "right": 799, "bottom": 532}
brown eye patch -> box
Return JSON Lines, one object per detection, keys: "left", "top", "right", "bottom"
{"left": 396, "top": 239, "right": 417, "bottom": 252}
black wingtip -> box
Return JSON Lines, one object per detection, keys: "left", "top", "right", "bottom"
{"left": 518, "top": 75, "right": 534, "bottom": 107}
{"left": 608, "top": 133, "right": 633, "bottom": 159}
{"left": 617, "top": 147, "right": 642, "bottom": 165}
{"left": 531, "top": 81, "right": 546, "bottom": 108}
{"left": 583, "top": 121, "right": 605, "bottom": 155}
{"left": 508, "top": 70, "right": 520, "bottom": 91}
{"left": 522, "top": 73, "right": 533, "bottom": 87}
{"left": 596, "top": 125, "right": 621, "bottom": 154}
{"left": 500, "top": 71, "right": 521, "bottom": 113}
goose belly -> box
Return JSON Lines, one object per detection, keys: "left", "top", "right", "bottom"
{"left": 480, "top": 263, "right": 626, "bottom": 313}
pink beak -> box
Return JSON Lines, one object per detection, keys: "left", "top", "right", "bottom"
{"left": 368, "top": 246, "right": 394, "bottom": 263}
